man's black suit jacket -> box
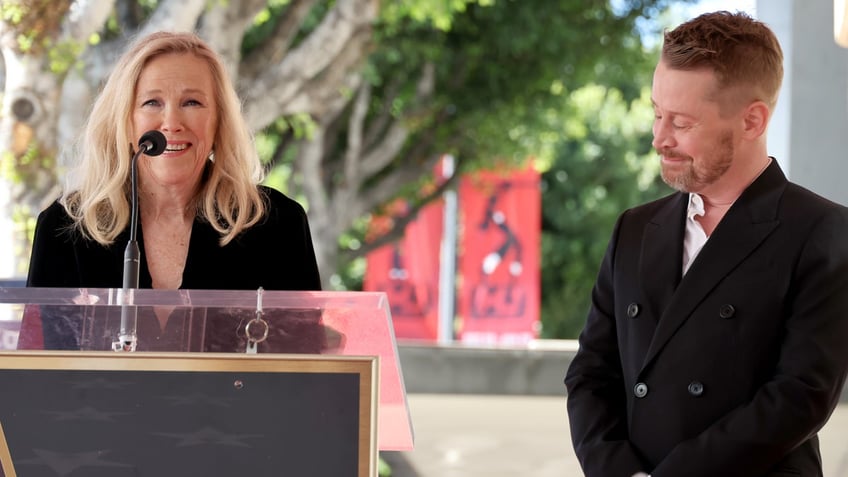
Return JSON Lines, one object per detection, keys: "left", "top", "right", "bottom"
{"left": 565, "top": 160, "right": 848, "bottom": 477}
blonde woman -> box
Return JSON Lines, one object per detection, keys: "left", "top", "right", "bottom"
{"left": 27, "top": 31, "right": 320, "bottom": 291}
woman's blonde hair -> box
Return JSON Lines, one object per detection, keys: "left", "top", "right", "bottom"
{"left": 63, "top": 31, "right": 265, "bottom": 246}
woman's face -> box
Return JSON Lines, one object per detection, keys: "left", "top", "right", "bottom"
{"left": 132, "top": 52, "right": 218, "bottom": 193}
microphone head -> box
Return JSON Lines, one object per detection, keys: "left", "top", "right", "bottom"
{"left": 138, "top": 130, "right": 167, "bottom": 156}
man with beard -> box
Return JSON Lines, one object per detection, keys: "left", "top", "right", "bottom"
{"left": 564, "top": 11, "right": 848, "bottom": 477}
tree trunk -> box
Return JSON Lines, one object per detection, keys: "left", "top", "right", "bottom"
{"left": 0, "top": 8, "right": 69, "bottom": 277}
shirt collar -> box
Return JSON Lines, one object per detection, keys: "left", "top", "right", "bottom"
{"left": 687, "top": 193, "right": 705, "bottom": 220}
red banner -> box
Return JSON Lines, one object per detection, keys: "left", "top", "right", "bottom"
{"left": 457, "top": 166, "right": 540, "bottom": 346}
{"left": 363, "top": 200, "right": 443, "bottom": 341}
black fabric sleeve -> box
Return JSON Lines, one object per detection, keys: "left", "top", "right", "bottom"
{"left": 26, "top": 201, "right": 82, "bottom": 288}
{"left": 258, "top": 186, "right": 322, "bottom": 291}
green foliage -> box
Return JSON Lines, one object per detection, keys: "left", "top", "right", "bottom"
{"left": 100, "top": 1, "right": 156, "bottom": 40}
{"left": 1, "top": 144, "right": 55, "bottom": 185}
{"left": 306, "top": 0, "right": 674, "bottom": 288}
{"left": 539, "top": 85, "right": 668, "bottom": 338}
{"left": 1, "top": 141, "right": 56, "bottom": 274}
{"left": 380, "top": 0, "right": 491, "bottom": 32}
{"left": 242, "top": 0, "right": 327, "bottom": 55}
{"left": 0, "top": 3, "right": 25, "bottom": 24}
{"left": 283, "top": 113, "right": 318, "bottom": 140}
{"left": 362, "top": 0, "right": 686, "bottom": 177}
{"left": 243, "top": 0, "right": 693, "bottom": 299}
{"left": 15, "top": 32, "right": 35, "bottom": 52}
{"left": 47, "top": 39, "right": 85, "bottom": 75}
{"left": 1, "top": 0, "right": 72, "bottom": 54}
{"left": 378, "top": 455, "right": 392, "bottom": 476}
{"left": 0, "top": 0, "right": 695, "bottom": 336}
{"left": 11, "top": 204, "right": 37, "bottom": 276}
{"left": 346, "top": 0, "right": 696, "bottom": 335}
{"left": 137, "top": 0, "right": 158, "bottom": 10}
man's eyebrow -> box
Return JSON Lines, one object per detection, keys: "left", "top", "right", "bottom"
{"left": 651, "top": 100, "right": 697, "bottom": 119}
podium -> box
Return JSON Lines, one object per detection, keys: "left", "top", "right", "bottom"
{"left": 0, "top": 287, "right": 413, "bottom": 477}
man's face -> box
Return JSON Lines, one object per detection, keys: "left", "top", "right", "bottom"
{"left": 651, "top": 60, "right": 738, "bottom": 194}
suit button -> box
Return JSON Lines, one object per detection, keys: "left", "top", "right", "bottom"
{"left": 688, "top": 381, "right": 704, "bottom": 396}
{"left": 634, "top": 382, "right": 648, "bottom": 398}
{"left": 627, "top": 303, "right": 640, "bottom": 318}
{"left": 719, "top": 304, "right": 735, "bottom": 319}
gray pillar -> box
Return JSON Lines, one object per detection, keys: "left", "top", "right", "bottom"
{"left": 759, "top": 0, "right": 848, "bottom": 206}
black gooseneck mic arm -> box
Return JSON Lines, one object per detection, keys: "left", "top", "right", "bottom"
{"left": 115, "top": 130, "right": 167, "bottom": 352}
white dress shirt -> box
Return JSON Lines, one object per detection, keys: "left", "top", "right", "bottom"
{"left": 682, "top": 192, "right": 708, "bottom": 276}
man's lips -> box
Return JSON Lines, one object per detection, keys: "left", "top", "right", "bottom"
{"left": 659, "top": 152, "right": 690, "bottom": 163}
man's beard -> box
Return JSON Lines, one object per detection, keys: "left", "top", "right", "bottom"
{"left": 659, "top": 131, "right": 734, "bottom": 193}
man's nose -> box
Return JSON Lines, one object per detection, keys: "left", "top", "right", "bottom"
{"left": 652, "top": 118, "right": 675, "bottom": 151}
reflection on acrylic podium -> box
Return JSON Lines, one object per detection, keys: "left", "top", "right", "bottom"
{"left": 0, "top": 287, "right": 413, "bottom": 477}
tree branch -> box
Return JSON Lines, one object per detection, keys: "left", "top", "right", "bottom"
{"left": 264, "top": 129, "right": 294, "bottom": 171}
{"left": 340, "top": 157, "right": 463, "bottom": 262}
{"left": 197, "top": 0, "right": 267, "bottom": 77}
{"left": 140, "top": 0, "right": 207, "bottom": 36}
{"left": 240, "top": 0, "right": 378, "bottom": 129}
{"left": 296, "top": 128, "right": 330, "bottom": 219}
{"left": 396, "top": 105, "right": 456, "bottom": 167}
{"left": 351, "top": 152, "right": 443, "bottom": 219}
{"left": 114, "top": 0, "right": 143, "bottom": 32}
{"left": 284, "top": 29, "right": 372, "bottom": 119}
{"left": 240, "top": 0, "right": 320, "bottom": 80}
{"left": 63, "top": 0, "right": 115, "bottom": 44}
{"left": 358, "top": 62, "right": 435, "bottom": 178}
{"left": 343, "top": 80, "right": 370, "bottom": 186}
{"left": 78, "top": 0, "right": 206, "bottom": 98}
{"left": 363, "top": 76, "right": 403, "bottom": 151}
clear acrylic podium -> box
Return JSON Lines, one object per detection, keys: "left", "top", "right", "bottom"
{"left": 0, "top": 287, "right": 413, "bottom": 477}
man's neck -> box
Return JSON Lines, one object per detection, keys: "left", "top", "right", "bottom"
{"left": 693, "top": 154, "right": 771, "bottom": 236}
{"left": 697, "top": 155, "right": 771, "bottom": 209}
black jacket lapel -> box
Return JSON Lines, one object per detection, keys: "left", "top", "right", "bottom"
{"left": 640, "top": 160, "right": 786, "bottom": 373}
{"left": 639, "top": 193, "right": 687, "bottom": 325}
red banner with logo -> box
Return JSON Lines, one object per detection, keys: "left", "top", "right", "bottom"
{"left": 457, "top": 166, "right": 540, "bottom": 346}
{"left": 363, "top": 200, "right": 443, "bottom": 341}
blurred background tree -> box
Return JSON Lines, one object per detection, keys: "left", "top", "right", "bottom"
{"left": 0, "top": 0, "right": 692, "bottom": 339}
{"left": 540, "top": 85, "right": 667, "bottom": 338}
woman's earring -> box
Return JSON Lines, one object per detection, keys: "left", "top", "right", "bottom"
{"left": 207, "top": 150, "right": 215, "bottom": 163}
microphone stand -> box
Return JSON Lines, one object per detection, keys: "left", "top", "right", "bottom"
{"left": 114, "top": 145, "right": 144, "bottom": 352}
{"left": 113, "top": 130, "right": 165, "bottom": 352}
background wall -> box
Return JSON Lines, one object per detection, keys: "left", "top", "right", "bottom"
{"left": 761, "top": 0, "right": 848, "bottom": 206}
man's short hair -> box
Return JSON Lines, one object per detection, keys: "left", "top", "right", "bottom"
{"left": 662, "top": 11, "right": 784, "bottom": 111}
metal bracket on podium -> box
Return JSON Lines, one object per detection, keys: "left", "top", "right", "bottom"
{"left": 245, "top": 287, "right": 269, "bottom": 354}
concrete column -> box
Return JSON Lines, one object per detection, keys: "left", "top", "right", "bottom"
{"left": 759, "top": 0, "right": 848, "bottom": 206}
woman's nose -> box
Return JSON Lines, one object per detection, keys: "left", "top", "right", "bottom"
{"left": 160, "top": 106, "right": 183, "bottom": 132}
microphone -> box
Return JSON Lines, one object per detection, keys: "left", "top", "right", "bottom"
{"left": 115, "top": 130, "right": 167, "bottom": 352}
{"left": 137, "top": 130, "right": 167, "bottom": 157}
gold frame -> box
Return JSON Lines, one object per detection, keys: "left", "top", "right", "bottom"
{"left": 0, "top": 351, "right": 378, "bottom": 477}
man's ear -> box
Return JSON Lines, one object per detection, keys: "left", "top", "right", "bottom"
{"left": 742, "top": 101, "right": 770, "bottom": 139}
